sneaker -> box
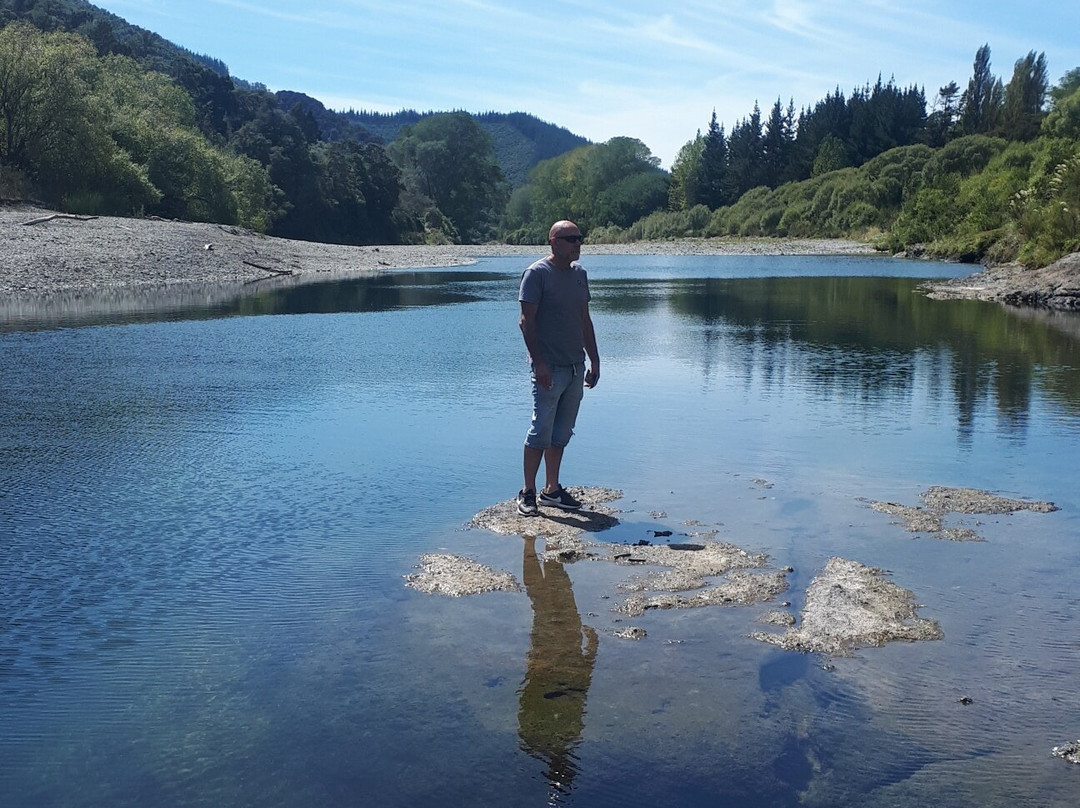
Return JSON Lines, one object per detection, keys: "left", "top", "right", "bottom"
{"left": 517, "top": 488, "right": 538, "bottom": 517}
{"left": 539, "top": 485, "right": 582, "bottom": 511}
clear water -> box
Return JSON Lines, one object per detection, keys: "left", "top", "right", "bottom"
{"left": 2, "top": 254, "right": 1079, "bottom": 807}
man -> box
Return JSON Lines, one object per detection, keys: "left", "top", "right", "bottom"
{"left": 517, "top": 220, "right": 600, "bottom": 517}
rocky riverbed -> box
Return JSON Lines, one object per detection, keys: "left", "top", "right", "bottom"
{"left": 409, "top": 487, "right": 953, "bottom": 655}
{"left": 921, "top": 252, "right": 1080, "bottom": 310}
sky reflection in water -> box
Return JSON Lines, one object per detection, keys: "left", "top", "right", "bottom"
{"left": 1, "top": 254, "right": 1079, "bottom": 807}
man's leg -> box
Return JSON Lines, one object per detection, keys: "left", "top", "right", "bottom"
{"left": 523, "top": 445, "right": 544, "bottom": 493}
{"left": 542, "top": 445, "right": 564, "bottom": 495}
{"left": 524, "top": 365, "right": 568, "bottom": 494}
{"left": 542, "top": 364, "right": 584, "bottom": 495}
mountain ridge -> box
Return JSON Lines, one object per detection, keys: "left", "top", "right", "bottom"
{"left": 0, "top": 0, "right": 590, "bottom": 188}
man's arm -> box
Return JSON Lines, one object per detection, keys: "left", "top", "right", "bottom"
{"left": 520, "top": 301, "right": 552, "bottom": 389}
{"left": 582, "top": 303, "right": 599, "bottom": 389}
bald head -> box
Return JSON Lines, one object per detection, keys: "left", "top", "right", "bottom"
{"left": 548, "top": 220, "right": 579, "bottom": 241}
{"left": 547, "top": 220, "right": 583, "bottom": 268}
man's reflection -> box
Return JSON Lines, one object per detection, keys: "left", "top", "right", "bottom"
{"left": 517, "top": 536, "right": 598, "bottom": 801}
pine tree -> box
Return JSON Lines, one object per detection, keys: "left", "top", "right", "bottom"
{"left": 697, "top": 111, "right": 729, "bottom": 209}
{"left": 925, "top": 82, "right": 960, "bottom": 147}
{"left": 790, "top": 89, "right": 850, "bottom": 180}
{"left": 762, "top": 98, "right": 794, "bottom": 187}
{"left": 727, "top": 102, "right": 764, "bottom": 198}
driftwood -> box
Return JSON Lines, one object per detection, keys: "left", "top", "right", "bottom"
{"left": 22, "top": 213, "right": 99, "bottom": 226}
{"left": 242, "top": 259, "right": 293, "bottom": 276}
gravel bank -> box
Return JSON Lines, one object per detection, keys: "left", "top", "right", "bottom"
{"left": 1, "top": 204, "right": 876, "bottom": 296}
{"left": 7, "top": 205, "right": 1080, "bottom": 311}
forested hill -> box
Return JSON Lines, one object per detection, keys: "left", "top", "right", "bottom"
{"left": 0, "top": 0, "right": 593, "bottom": 245}
{"left": 346, "top": 110, "right": 590, "bottom": 188}
{"left": 277, "top": 98, "right": 590, "bottom": 188}
{"left": 1, "top": 0, "right": 591, "bottom": 188}
{"left": 0, "top": 0, "right": 227, "bottom": 75}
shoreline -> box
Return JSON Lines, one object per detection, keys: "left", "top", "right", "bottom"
{"left": 1, "top": 204, "right": 875, "bottom": 297}
{"left": 4, "top": 205, "right": 1078, "bottom": 310}
{"left": 920, "top": 254, "right": 1080, "bottom": 310}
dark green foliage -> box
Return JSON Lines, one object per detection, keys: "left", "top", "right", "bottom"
{"left": 272, "top": 140, "right": 402, "bottom": 245}
{"left": 0, "top": 22, "right": 275, "bottom": 227}
{"left": 230, "top": 96, "right": 317, "bottom": 226}
{"left": 696, "top": 112, "right": 730, "bottom": 208}
{"left": 667, "top": 132, "right": 704, "bottom": 211}
{"left": 500, "top": 137, "right": 667, "bottom": 242}
{"left": 625, "top": 144, "right": 933, "bottom": 242}
{"left": 726, "top": 103, "right": 765, "bottom": 198}
{"left": 762, "top": 98, "right": 795, "bottom": 187}
{"left": 812, "top": 135, "right": 851, "bottom": 176}
{"left": 678, "top": 78, "right": 927, "bottom": 212}
{"left": 172, "top": 60, "right": 243, "bottom": 141}
{"left": 275, "top": 91, "right": 377, "bottom": 143}
{"left": 959, "top": 44, "right": 1004, "bottom": 135}
{"left": 924, "top": 82, "right": 961, "bottom": 147}
{"left": 917, "top": 134, "right": 1005, "bottom": 184}
{"left": 345, "top": 109, "right": 588, "bottom": 189}
{"left": 1044, "top": 81, "right": 1080, "bottom": 140}
{"left": 847, "top": 77, "right": 927, "bottom": 163}
{"left": 1000, "top": 52, "right": 1049, "bottom": 141}
{"left": 1010, "top": 141, "right": 1080, "bottom": 265}
{"left": 889, "top": 135, "right": 1080, "bottom": 264}
{"left": 388, "top": 112, "right": 508, "bottom": 243}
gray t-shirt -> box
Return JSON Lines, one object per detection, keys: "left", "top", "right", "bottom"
{"left": 519, "top": 258, "right": 591, "bottom": 366}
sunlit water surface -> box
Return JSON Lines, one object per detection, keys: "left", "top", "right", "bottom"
{"left": 2, "top": 255, "right": 1079, "bottom": 807}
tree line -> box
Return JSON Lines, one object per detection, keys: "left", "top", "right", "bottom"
{"left": 665, "top": 46, "right": 1051, "bottom": 215}
{"left": 563, "top": 45, "right": 1074, "bottom": 268}
{"left": 621, "top": 45, "right": 1077, "bottom": 267}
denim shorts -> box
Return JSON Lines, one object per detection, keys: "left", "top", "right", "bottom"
{"left": 524, "top": 362, "right": 585, "bottom": 449}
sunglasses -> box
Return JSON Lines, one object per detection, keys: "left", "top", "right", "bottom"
{"left": 555, "top": 234, "right": 585, "bottom": 243}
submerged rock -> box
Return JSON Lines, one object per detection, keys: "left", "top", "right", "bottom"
{"left": 1052, "top": 741, "right": 1080, "bottom": 764}
{"left": 869, "top": 485, "right": 1057, "bottom": 541}
{"left": 759, "top": 610, "right": 797, "bottom": 627}
{"left": 464, "top": 489, "right": 792, "bottom": 625}
{"left": 616, "top": 570, "right": 789, "bottom": 617}
{"left": 750, "top": 557, "right": 943, "bottom": 656}
{"left": 405, "top": 554, "right": 521, "bottom": 597}
{"left": 942, "top": 528, "right": 984, "bottom": 542}
{"left": 469, "top": 486, "right": 621, "bottom": 548}
{"left": 613, "top": 541, "right": 768, "bottom": 592}
{"left": 921, "top": 486, "right": 1058, "bottom": 515}
{"left": 869, "top": 501, "right": 943, "bottom": 533}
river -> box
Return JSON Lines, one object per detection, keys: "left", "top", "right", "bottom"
{"left": 2, "top": 254, "right": 1079, "bottom": 807}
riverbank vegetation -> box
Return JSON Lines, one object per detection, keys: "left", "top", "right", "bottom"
{"left": 541, "top": 48, "right": 1079, "bottom": 268}
{"left": 0, "top": 1, "right": 1078, "bottom": 266}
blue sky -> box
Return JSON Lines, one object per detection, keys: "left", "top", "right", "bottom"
{"left": 91, "top": 0, "right": 1080, "bottom": 168}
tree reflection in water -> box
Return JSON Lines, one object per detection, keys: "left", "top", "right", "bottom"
{"left": 517, "top": 537, "right": 598, "bottom": 804}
